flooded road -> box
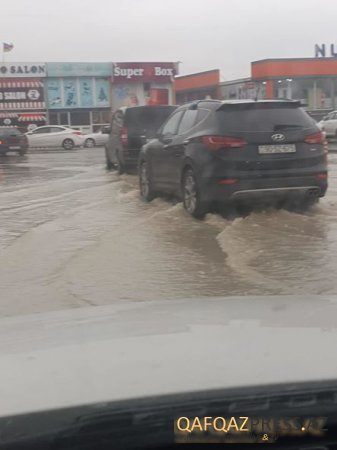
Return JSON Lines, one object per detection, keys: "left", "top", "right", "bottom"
{"left": 1, "top": 147, "right": 337, "bottom": 317}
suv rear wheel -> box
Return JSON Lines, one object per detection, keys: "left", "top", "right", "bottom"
{"left": 115, "top": 150, "right": 125, "bottom": 175}
{"left": 182, "top": 168, "right": 208, "bottom": 219}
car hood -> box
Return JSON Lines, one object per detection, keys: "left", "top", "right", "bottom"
{"left": 1, "top": 295, "right": 337, "bottom": 417}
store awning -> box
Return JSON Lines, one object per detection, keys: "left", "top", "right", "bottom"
{"left": 0, "top": 113, "right": 18, "bottom": 118}
{"left": 18, "top": 113, "right": 46, "bottom": 122}
{"left": 0, "top": 80, "right": 43, "bottom": 88}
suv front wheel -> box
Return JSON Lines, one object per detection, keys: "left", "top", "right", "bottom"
{"left": 182, "top": 168, "right": 208, "bottom": 219}
{"left": 139, "top": 160, "right": 155, "bottom": 201}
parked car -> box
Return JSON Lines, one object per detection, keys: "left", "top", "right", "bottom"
{"left": 318, "top": 111, "right": 337, "bottom": 138}
{"left": 83, "top": 129, "right": 109, "bottom": 148}
{"left": 105, "top": 105, "right": 177, "bottom": 174}
{"left": 139, "top": 99, "right": 328, "bottom": 218}
{"left": 25, "top": 125, "right": 84, "bottom": 150}
{"left": 0, "top": 126, "right": 28, "bottom": 156}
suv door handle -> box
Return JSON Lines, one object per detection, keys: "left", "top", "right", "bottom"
{"left": 183, "top": 139, "right": 190, "bottom": 146}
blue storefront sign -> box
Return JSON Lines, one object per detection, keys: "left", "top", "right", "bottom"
{"left": 47, "top": 62, "right": 112, "bottom": 77}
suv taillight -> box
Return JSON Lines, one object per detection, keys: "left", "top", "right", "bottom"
{"left": 202, "top": 135, "right": 247, "bottom": 151}
{"left": 304, "top": 132, "right": 325, "bottom": 145}
{"left": 120, "top": 127, "right": 128, "bottom": 146}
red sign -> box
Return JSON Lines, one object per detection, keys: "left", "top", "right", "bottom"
{"left": 0, "top": 79, "right": 45, "bottom": 110}
{"left": 113, "top": 62, "right": 177, "bottom": 83}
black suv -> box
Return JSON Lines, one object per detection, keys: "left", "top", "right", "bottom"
{"left": 0, "top": 126, "right": 28, "bottom": 156}
{"left": 139, "top": 99, "right": 328, "bottom": 218}
{"left": 105, "top": 105, "right": 177, "bottom": 174}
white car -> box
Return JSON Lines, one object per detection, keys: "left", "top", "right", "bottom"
{"left": 318, "top": 111, "right": 337, "bottom": 138}
{"left": 25, "top": 125, "right": 84, "bottom": 150}
{"left": 83, "top": 130, "right": 109, "bottom": 148}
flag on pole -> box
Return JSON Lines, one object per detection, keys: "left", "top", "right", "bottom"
{"left": 3, "top": 43, "right": 14, "bottom": 53}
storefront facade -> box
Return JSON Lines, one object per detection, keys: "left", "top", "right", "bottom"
{"left": 0, "top": 62, "right": 46, "bottom": 131}
{"left": 174, "top": 57, "right": 337, "bottom": 116}
{"left": 251, "top": 58, "right": 337, "bottom": 112}
{"left": 111, "top": 62, "right": 178, "bottom": 109}
{"left": 46, "top": 62, "right": 112, "bottom": 133}
{"left": 175, "top": 70, "right": 220, "bottom": 104}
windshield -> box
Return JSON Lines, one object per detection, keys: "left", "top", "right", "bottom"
{"left": 0, "top": 0, "right": 336, "bottom": 448}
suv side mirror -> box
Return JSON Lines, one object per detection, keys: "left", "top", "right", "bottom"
{"left": 140, "top": 135, "right": 147, "bottom": 146}
{"left": 160, "top": 132, "right": 173, "bottom": 144}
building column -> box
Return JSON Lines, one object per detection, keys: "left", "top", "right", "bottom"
{"left": 265, "top": 80, "right": 274, "bottom": 98}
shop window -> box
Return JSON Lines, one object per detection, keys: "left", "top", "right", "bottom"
{"left": 49, "top": 113, "right": 58, "bottom": 125}
{"left": 101, "top": 111, "right": 111, "bottom": 123}
{"left": 92, "top": 111, "right": 111, "bottom": 124}
{"left": 70, "top": 112, "right": 90, "bottom": 126}
{"left": 92, "top": 111, "right": 101, "bottom": 124}
{"left": 60, "top": 113, "right": 69, "bottom": 125}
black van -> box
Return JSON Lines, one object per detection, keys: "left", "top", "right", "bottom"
{"left": 105, "top": 105, "right": 177, "bottom": 174}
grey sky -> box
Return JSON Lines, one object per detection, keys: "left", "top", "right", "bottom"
{"left": 2, "top": 0, "right": 337, "bottom": 80}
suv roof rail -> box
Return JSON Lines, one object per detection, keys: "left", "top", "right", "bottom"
{"left": 187, "top": 99, "right": 222, "bottom": 110}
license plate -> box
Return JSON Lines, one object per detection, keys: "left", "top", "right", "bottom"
{"left": 258, "top": 144, "right": 296, "bottom": 154}
{"left": 9, "top": 146, "right": 20, "bottom": 150}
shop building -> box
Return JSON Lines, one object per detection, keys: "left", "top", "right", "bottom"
{"left": 46, "top": 62, "right": 112, "bottom": 133}
{"left": 0, "top": 62, "right": 46, "bottom": 131}
{"left": 251, "top": 58, "right": 337, "bottom": 111}
{"left": 174, "top": 56, "right": 337, "bottom": 116}
{"left": 175, "top": 70, "right": 220, "bottom": 104}
{"left": 111, "top": 62, "right": 178, "bottom": 109}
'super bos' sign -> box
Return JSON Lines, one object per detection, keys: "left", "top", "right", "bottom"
{"left": 113, "top": 63, "right": 177, "bottom": 82}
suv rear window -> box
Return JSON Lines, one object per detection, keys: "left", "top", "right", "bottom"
{"left": 217, "top": 105, "right": 316, "bottom": 132}
{"left": 125, "top": 106, "right": 177, "bottom": 137}
{"left": 0, "top": 127, "right": 22, "bottom": 137}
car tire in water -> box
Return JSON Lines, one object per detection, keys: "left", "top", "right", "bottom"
{"left": 139, "top": 160, "right": 155, "bottom": 201}
{"left": 182, "top": 168, "right": 208, "bottom": 219}
{"left": 85, "top": 138, "right": 95, "bottom": 148}
{"left": 18, "top": 149, "right": 26, "bottom": 156}
{"left": 62, "top": 139, "right": 74, "bottom": 150}
{"left": 105, "top": 147, "right": 113, "bottom": 170}
{"left": 115, "top": 150, "right": 125, "bottom": 175}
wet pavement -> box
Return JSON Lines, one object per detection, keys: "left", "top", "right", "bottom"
{"left": 1, "top": 146, "right": 337, "bottom": 317}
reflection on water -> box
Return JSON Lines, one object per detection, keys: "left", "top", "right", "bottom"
{"left": 0, "top": 149, "right": 337, "bottom": 317}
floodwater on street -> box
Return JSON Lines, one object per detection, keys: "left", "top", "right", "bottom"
{"left": 1, "top": 147, "right": 337, "bottom": 317}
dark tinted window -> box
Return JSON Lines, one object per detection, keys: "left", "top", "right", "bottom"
{"left": 161, "top": 110, "right": 184, "bottom": 135}
{"left": 126, "top": 106, "right": 177, "bottom": 137}
{"left": 0, "top": 127, "right": 21, "bottom": 136}
{"left": 217, "top": 105, "right": 316, "bottom": 132}
{"left": 177, "top": 110, "right": 198, "bottom": 134}
{"left": 196, "top": 108, "right": 209, "bottom": 123}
